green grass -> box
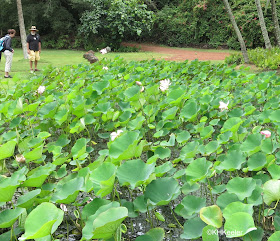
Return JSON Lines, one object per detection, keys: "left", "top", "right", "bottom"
{"left": 0, "top": 49, "right": 172, "bottom": 79}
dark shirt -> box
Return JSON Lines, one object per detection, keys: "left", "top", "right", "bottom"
{"left": 4, "top": 35, "right": 13, "bottom": 52}
{"left": 27, "top": 34, "right": 41, "bottom": 51}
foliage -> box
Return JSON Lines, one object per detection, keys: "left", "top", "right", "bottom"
{"left": 1, "top": 57, "right": 280, "bottom": 239}
{"left": 79, "top": 0, "right": 154, "bottom": 48}
{"left": 225, "top": 47, "right": 280, "bottom": 70}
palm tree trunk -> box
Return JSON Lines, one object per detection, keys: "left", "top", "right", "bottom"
{"left": 255, "top": 0, "right": 272, "bottom": 49}
{"left": 271, "top": 0, "right": 280, "bottom": 47}
{"left": 222, "top": 0, "right": 249, "bottom": 63}
{"left": 16, "top": 0, "right": 28, "bottom": 59}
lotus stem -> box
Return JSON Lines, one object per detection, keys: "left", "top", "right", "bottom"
{"left": 170, "top": 204, "right": 183, "bottom": 229}
{"left": 207, "top": 178, "right": 214, "bottom": 204}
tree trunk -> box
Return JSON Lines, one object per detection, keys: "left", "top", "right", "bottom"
{"left": 255, "top": 0, "right": 272, "bottom": 49}
{"left": 16, "top": 0, "right": 28, "bottom": 59}
{"left": 271, "top": 0, "right": 280, "bottom": 47}
{"left": 222, "top": 0, "right": 249, "bottom": 63}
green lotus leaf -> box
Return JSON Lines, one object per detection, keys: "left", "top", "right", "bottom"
{"left": 263, "top": 179, "right": 280, "bottom": 205}
{"left": 38, "top": 101, "right": 58, "bottom": 118}
{"left": 181, "top": 182, "right": 200, "bottom": 195}
{"left": 200, "top": 205, "right": 223, "bottom": 228}
{"left": 135, "top": 228, "right": 165, "bottom": 241}
{"left": 175, "top": 195, "right": 206, "bottom": 219}
{"left": 185, "top": 157, "right": 212, "bottom": 182}
{"left": 224, "top": 212, "right": 256, "bottom": 238}
{"left": 176, "top": 130, "right": 191, "bottom": 144}
{"left": 180, "top": 217, "right": 206, "bottom": 239}
{"left": 0, "top": 140, "right": 17, "bottom": 160}
{"left": 268, "top": 231, "right": 280, "bottom": 241}
{"left": 116, "top": 159, "right": 155, "bottom": 189}
{"left": 19, "top": 202, "right": 64, "bottom": 240}
{"left": 162, "top": 107, "right": 178, "bottom": 120}
{"left": 241, "top": 133, "right": 262, "bottom": 153}
{"left": 243, "top": 227, "right": 264, "bottom": 241}
{"left": 180, "top": 100, "right": 200, "bottom": 121}
{"left": 216, "top": 192, "right": 240, "bottom": 210}
{"left": 269, "top": 110, "right": 280, "bottom": 122}
{"left": 202, "top": 225, "right": 219, "bottom": 241}
{"left": 204, "top": 141, "right": 220, "bottom": 155}
{"left": 92, "top": 80, "right": 109, "bottom": 95}
{"left": 0, "top": 207, "right": 25, "bottom": 228}
{"left": 247, "top": 185, "right": 263, "bottom": 206}
{"left": 223, "top": 201, "right": 253, "bottom": 220}
{"left": 124, "top": 86, "right": 141, "bottom": 101}
{"left": 155, "top": 161, "right": 173, "bottom": 177}
{"left": 128, "top": 115, "right": 145, "bottom": 130}
{"left": 154, "top": 147, "right": 171, "bottom": 159}
{"left": 200, "top": 126, "right": 214, "bottom": 140}
{"left": 108, "top": 131, "right": 140, "bottom": 161}
{"left": 180, "top": 141, "right": 200, "bottom": 159}
{"left": 23, "top": 163, "right": 56, "bottom": 187}
{"left": 54, "top": 109, "right": 68, "bottom": 125}
{"left": 144, "top": 177, "right": 180, "bottom": 206}
{"left": 51, "top": 177, "right": 84, "bottom": 204}
{"left": 71, "top": 138, "right": 88, "bottom": 160}
{"left": 16, "top": 189, "right": 41, "bottom": 208}
{"left": 166, "top": 88, "right": 185, "bottom": 105}
{"left": 220, "top": 117, "right": 243, "bottom": 134}
{"left": 247, "top": 152, "right": 267, "bottom": 171}
{"left": 0, "top": 167, "right": 28, "bottom": 202}
{"left": 90, "top": 162, "right": 117, "bottom": 197}
{"left": 216, "top": 150, "right": 246, "bottom": 171}
{"left": 82, "top": 207, "right": 128, "bottom": 240}
{"left": 268, "top": 164, "right": 280, "bottom": 180}
{"left": 218, "top": 131, "right": 233, "bottom": 144}
{"left": 82, "top": 198, "right": 111, "bottom": 221}
{"left": 227, "top": 177, "right": 256, "bottom": 200}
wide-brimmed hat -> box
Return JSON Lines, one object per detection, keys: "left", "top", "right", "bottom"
{"left": 29, "top": 26, "right": 38, "bottom": 31}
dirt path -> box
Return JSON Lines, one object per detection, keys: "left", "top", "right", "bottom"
{"left": 122, "top": 42, "right": 231, "bottom": 61}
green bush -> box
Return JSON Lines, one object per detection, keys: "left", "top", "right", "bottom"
{"left": 225, "top": 53, "right": 244, "bottom": 65}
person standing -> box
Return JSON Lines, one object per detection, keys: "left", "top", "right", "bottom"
{"left": 26, "top": 26, "right": 41, "bottom": 73}
{"left": 2, "top": 29, "right": 16, "bottom": 78}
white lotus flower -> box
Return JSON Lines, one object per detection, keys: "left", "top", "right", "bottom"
{"left": 103, "top": 66, "right": 109, "bottom": 70}
{"left": 136, "top": 81, "right": 142, "bottom": 86}
{"left": 159, "top": 79, "right": 171, "bottom": 92}
{"left": 140, "top": 86, "right": 145, "bottom": 92}
{"left": 110, "top": 129, "right": 123, "bottom": 141}
{"left": 37, "top": 86, "right": 46, "bottom": 94}
{"left": 60, "top": 204, "right": 68, "bottom": 212}
{"left": 16, "top": 154, "right": 26, "bottom": 163}
{"left": 100, "top": 48, "right": 107, "bottom": 54}
{"left": 219, "top": 101, "right": 229, "bottom": 111}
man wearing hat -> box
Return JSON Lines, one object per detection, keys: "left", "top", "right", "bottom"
{"left": 26, "top": 26, "right": 41, "bottom": 73}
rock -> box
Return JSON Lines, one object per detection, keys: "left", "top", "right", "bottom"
{"left": 83, "top": 50, "right": 98, "bottom": 63}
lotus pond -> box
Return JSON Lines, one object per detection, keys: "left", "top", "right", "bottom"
{"left": 1, "top": 57, "right": 280, "bottom": 240}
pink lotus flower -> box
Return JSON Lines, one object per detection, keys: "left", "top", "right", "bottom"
{"left": 260, "top": 130, "right": 271, "bottom": 138}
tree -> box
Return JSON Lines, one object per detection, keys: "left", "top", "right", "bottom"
{"left": 222, "top": 0, "right": 249, "bottom": 63}
{"left": 79, "top": 0, "right": 154, "bottom": 48}
{"left": 16, "top": 0, "right": 28, "bottom": 59}
{"left": 255, "top": 0, "right": 272, "bottom": 49}
{"left": 270, "top": 0, "right": 280, "bottom": 47}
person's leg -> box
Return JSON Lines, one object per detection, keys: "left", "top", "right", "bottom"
{"left": 34, "top": 51, "right": 40, "bottom": 71}
{"left": 34, "top": 60, "right": 38, "bottom": 70}
{"left": 29, "top": 51, "right": 35, "bottom": 72}
{"left": 4, "top": 50, "right": 13, "bottom": 77}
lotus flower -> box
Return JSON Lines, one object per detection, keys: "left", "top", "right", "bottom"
{"left": 60, "top": 204, "right": 68, "bottom": 212}
{"left": 219, "top": 101, "right": 229, "bottom": 111}
{"left": 135, "top": 81, "right": 144, "bottom": 92}
{"left": 260, "top": 130, "right": 271, "bottom": 138}
{"left": 103, "top": 66, "right": 109, "bottom": 70}
{"left": 110, "top": 130, "right": 123, "bottom": 141}
{"left": 159, "top": 79, "right": 171, "bottom": 92}
{"left": 37, "top": 86, "right": 46, "bottom": 94}
{"left": 100, "top": 48, "right": 107, "bottom": 54}
{"left": 16, "top": 154, "right": 26, "bottom": 163}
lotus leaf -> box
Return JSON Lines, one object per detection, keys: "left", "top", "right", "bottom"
{"left": 200, "top": 205, "right": 223, "bottom": 228}
{"left": 180, "top": 217, "right": 206, "bottom": 239}
{"left": 135, "top": 228, "right": 165, "bottom": 241}
{"left": 263, "top": 179, "right": 280, "bottom": 205}
{"left": 144, "top": 177, "right": 180, "bottom": 206}
{"left": 226, "top": 177, "right": 256, "bottom": 200}
{"left": 0, "top": 207, "right": 25, "bottom": 228}
{"left": 116, "top": 159, "right": 155, "bottom": 189}
{"left": 185, "top": 157, "right": 212, "bottom": 182}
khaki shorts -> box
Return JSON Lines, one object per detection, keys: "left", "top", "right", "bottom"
{"left": 29, "top": 50, "right": 40, "bottom": 62}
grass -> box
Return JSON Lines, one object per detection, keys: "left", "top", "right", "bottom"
{"left": 0, "top": 49, "right": 172, "bottom": 79}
